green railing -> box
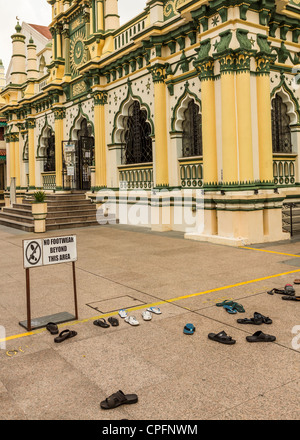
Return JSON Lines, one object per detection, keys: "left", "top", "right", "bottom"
{"left": 273, "top": 154, "right": 297, "bottom": 186}
{"left": 42, "top": 172, "right": 56, "bottom": 190}
{"left": 179, "top": 158, "right": 203, "bottom": 188}
{"left": 118, "top": 164, "right": 153, "bottom": 189}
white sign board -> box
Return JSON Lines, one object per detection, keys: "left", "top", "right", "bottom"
{"left": 43, "top": 235, "right": 77, "bottom": 266}
{"left": 23, "top": 235, "right": 77, "bottom": 268}
{"left": 64, "top": 143, "right": 76, "bottom": 153}
{"left": 23, "top": 239, "right": 43, "bottom": 269}
{"left": 67, "top": 166, "right": 75, "bottom": 176}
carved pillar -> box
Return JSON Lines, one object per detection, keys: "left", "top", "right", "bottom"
{"left": 53, "top": 107, "right": 65, "bottom": 189}
{"left": 93, "top": 91, "right": 108, "bottom": 188}
{"left": 149, "top": 64, "right": 169, "bottom": 188}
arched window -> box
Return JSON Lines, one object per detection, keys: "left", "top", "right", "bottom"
{"left": 271, "top": 94, "right": 292, "bottom": 153}
{"left": 121, "top": 101, "right": 152, "bottom": 164}
{"left": 44, "top": 133, "right": 55, "bottom": 172}
{"left": 182, "top": 101, "right": 202, "bottom": 157}
{"left": 39, "top": 55, "right": 46, "bottom": 76}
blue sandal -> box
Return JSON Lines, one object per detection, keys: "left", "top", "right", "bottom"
{"left": 223, "top": 305, "right": 237, "bottom": 314}
{"left": 183, "top": 323, "right": 196, "bottom": 335}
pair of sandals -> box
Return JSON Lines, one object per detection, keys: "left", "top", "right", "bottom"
{"left": 93, "top": 317, "right": 119, "bottom": 328}
{"left": 208, "top": 330, "right": 276, "bottom": 345}
{"left": 46, "top": 322, "right": 77, "bottom": 343}
{"left": 119, "top": 307, "right": 162, "bottom": 326}
{"left": 216, "top": 300, "right": 245, "bottom": 314}
{"left": 268, "top": 284, "right": 295, "bottom": 297}
{"left": 237, "top": 312, "right": 272, "bottom": 325}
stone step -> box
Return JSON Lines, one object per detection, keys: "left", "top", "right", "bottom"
{"left": 46, "top": 220, "right": 102, "bottom": 231}
{"left": 13, "top": 203, "right": 32, "bottom": 211}
{"left": 46, "top": 208, "right": 99, "bottom": 218}
{"left": 46, "top": 214, "right": 98, "bottom": 225}
{"left": 3, "top": 207, "right": 33, "bottom": 217}
{"left": 0, "top": 212, "right": 34, "bottom": 224}
{"left": 0, "top": 216, "right": 34, "bottom": 232}
{"left": 23, "top": 198, "right": 93, "bottom": 207}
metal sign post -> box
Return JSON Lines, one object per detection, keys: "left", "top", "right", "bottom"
{"left": 21, "top": 235, "right": 78, "bottom": 331}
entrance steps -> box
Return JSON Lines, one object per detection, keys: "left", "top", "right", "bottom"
{"left": 0, "top": 193, "right": 116, "bottom": 232}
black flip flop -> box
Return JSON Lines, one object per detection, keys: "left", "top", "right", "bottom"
{"left": 54, "top": 329, "right": 77, "bottom": 343}
{"left": 93, "top": 318, "right": 110, "bottom": 328}
{"left": 254, "top": 312, "right": 272, "bottom": 324}
{"left": 237, "top": 316, "right": 263, "bottom": 325}
{"left": 282, "top": 295, "right": 300, "bottom": 301}
{"left": 108, "top": 317, "right": 119, "bottom": 327}
{"left": 208, "top": 331, "right": 236, "bottom": 345}
{"left": 100, "top": 390, "right": 138, "bottom": 410}
{"left": 46, "top": 322, "right": 59, "bottom": 335}
{"left": 246, "top": 331, "right": 276, "bottom": 343}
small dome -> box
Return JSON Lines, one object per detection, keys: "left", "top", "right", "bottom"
{"left": 15, "top": 21, "right": 22, "bottom": 33}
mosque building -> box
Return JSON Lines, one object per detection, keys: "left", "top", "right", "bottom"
{"left": 0, "top": 0, "right": 299, "bottom": 245}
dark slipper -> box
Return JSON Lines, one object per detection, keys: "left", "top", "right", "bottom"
{"left": 100, "top": 390, "right": 138, "bottom": 410}
{"left": 294, "top": 279, "right": 300, "bottom": 284}
{"left": 237, "top": 316, "right": 263, "bottom": 325}
{"left": 46, "top": 322, "right": 59, "bottom": 335}
{"left": 246, "top": 331, "right": 276, "bottom": 343}
{"left": 108, "top": 317, "right": 119, "bottom": 327}
{"left": 208, "top": 330, "right": 236, "bottom": 345}
{"left": 93, "top": 318, "right": 110, "bottom": 328}
{"left": 254, "top": 312, "right": 272, "bottom": 324}
{"left": 54, "top": 329, "right": 77, "bottom": 343}
{"left": 282, "top": 295, "right": 300, "bottom": 301}
{"left": 268, "top": 285, "right": 295, "bottom": 296}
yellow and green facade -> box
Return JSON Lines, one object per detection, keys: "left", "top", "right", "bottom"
{"left": 1, "top": 0, "right": 300, "bottom": 245}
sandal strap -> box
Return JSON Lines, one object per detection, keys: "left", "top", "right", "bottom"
{"left": 106, "top": 390, "right": 126, "bottom": 407}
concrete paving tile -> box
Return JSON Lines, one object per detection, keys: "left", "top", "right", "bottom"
{"left": 211, "top": 378, "right": 300, "bottom": 420}
{"left": 121, "top": 377, "right": 227, "bottom": 420}
{"left": 0, "top": 392, "right": 28, "bottom": 420}
{"left": 55, "top": 333, "right": 169, "bottom": 396}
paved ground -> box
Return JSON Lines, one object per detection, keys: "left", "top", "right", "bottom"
{"left": 0, "top": 223, "right": 299, "bottom": 420}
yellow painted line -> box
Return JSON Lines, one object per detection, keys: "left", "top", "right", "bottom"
{"left": 2, "top": 267, "right": 300, "bottom": 344}
{"left": 240, "top": 246, "right": 300, "bottom": 258}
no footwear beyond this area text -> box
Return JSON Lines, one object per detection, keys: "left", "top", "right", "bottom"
{"left": 23, "top": 235, "right": 77, "bottom": 269}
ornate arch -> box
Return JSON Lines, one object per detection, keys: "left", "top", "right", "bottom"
{"left": 37, "top": 115, "right": 54, "bottom": 158}
{"left": 111, "top": 80, "right": 154, "bottom": 144}
{"left": 171, "top": 83, "right": 202, "bottom": 132}
{"left": 69, "top": 103, "right": 94, "bottom": 140}
{"left": 271, "top": 76, "right": 300, "bottom": 125}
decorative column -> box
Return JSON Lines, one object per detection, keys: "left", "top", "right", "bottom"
{"left": 219, "top": 51, "right": 238, "bottom": 183}
{"left": 53, "top": 107, "right": 65, "bottom": 190}
{"left": 255, "top": 43, "right": 276, "bottom": 183}
{"left": 9, "top": 135, "right": 15, "bottom": 184}
{"left": 193, "top": 42, "right": 218, "bottom": 237}
{"left": 62, "top": 22, "right": 71, "bottom": 80}
{"left": 93, "top": 91, "right": 108, "bottom": 189}
{"left": 11, "top": 22, "right": 27, "bottom": 85}
{"left": 194, "top": 42, "right": 218, "bottom": 185}
{"left": 149, "top": 64, "right": 169, "bottom": 188}
{"left": 235, "top": 49, "right": 254, "bottom": 182}
{"left": 27, "top": 119, "right": 36, "bottom": 189}
{"left": 13, "top": 133, "right": 20, "bottom": 188}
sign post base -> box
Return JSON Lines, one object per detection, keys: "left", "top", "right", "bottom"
{"left": 19, "top": 311, "right": 76, "bottom": 331}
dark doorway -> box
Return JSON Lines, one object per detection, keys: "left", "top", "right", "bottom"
{"left": 44, "top": 133, "right": 55, "bottom": 172}
{"left": 76, "top": 120, "right": 94, "bottom": 190}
